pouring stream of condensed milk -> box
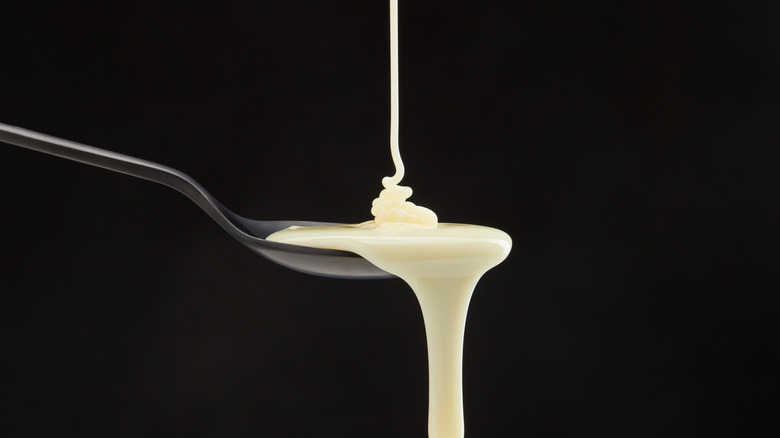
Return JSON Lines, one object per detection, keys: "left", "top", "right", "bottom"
{"left": 267, "top": 1, "right": 511, "bottom": 437}
{"left": 366, "top": 0, "right": 437, "bottom": 231}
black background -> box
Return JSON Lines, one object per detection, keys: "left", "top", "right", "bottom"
{"left": 1, "top": 1, "right": 778, "bottom": 437}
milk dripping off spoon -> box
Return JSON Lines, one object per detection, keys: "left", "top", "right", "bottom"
{"left": 0, "top": 122, "right": 393, "bottom": 279}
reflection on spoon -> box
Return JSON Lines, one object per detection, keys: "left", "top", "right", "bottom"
{"left": 0, "top": 122, "right": 393, "bottom": 279}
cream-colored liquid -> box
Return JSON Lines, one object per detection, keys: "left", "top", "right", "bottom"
{"left": 367, "top": 0, "right": 437, "bottom": 231}
{"left": 269, "top": 2, "right": 511, "bottom": 437}
{"left": 267, "top": 224, "right": 511, "bottom": 437}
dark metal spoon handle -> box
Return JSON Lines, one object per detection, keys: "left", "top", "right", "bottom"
{"left": 0, "top": 121, "right": 243, "bottom": 236}
{"left": 1, "top": 121, "right": 394, "bottom": 279}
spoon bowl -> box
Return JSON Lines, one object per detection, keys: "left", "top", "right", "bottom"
{"left": 0, "top": 122, "right": 393, "bottom": 279}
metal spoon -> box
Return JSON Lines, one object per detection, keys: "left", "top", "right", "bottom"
{"left": 0, "top": 122, "right": 393, "bottom": 279}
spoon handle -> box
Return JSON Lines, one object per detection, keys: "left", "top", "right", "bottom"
{"left": 0, "top": 121, "right": 237, "bottom": 231}
{"left": 2, "top": 122, "right": 183, "bottom": 183}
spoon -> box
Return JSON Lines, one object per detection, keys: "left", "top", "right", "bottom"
{"left": 0, "top": 122, "right": 393, "bottom": 279}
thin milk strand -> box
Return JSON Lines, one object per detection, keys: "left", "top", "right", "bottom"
{"left": 386, "top": 0, "right": 403, "bottom": 188}
{"left": 368, "top": 0, "right": 437, "bottom": 230}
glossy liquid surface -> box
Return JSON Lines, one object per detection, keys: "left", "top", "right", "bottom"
{"left": 268, "top": 224, "right": 512, "bottom": 437}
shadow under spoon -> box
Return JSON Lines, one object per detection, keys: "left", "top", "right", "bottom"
{"left": 0, "top": 122, "right": 393, "bottom": 279}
